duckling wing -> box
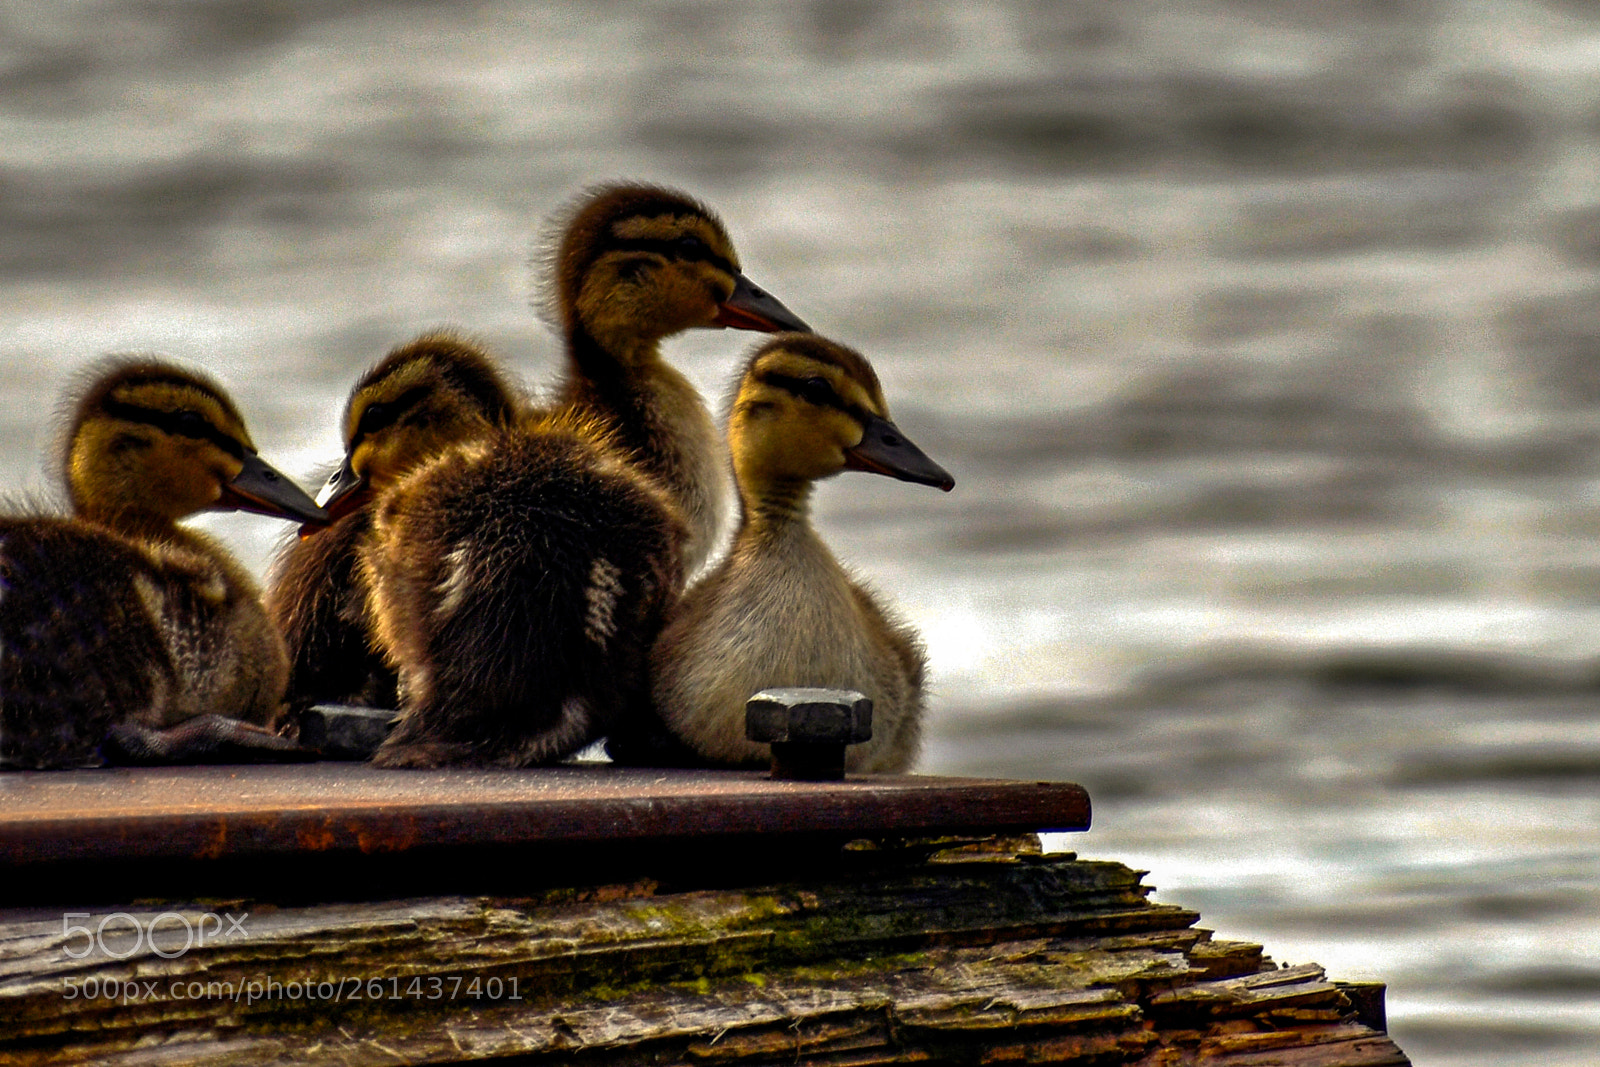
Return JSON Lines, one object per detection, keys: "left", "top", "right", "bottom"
{"left": 845, "top": 581, "right": 927, "bottom": 773}
{"left": 0, "top": 520, "right": 173, "bottom": 769}
{"left": 848, "top": 581, "right": 927, "bottom": 695}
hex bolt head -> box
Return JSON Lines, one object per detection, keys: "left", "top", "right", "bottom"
{"left": 745, "top": 688, "right": 873, "bottom": 780}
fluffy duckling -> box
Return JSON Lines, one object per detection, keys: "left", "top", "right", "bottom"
{"left": 0, "top": 358, "right": 327, "bottom": 769}
{"left": 648, "top": 335, "right": 954, "bottom": 774}
{"left": 545, "top": 182, "right": 811, "bottom": 575}
{"left": 265, "top": 332, "right": 523, "bottom": 712}
{"left": 358, "top": 183, "right": 809, "bottom": 769}
{"left": 361, "top": 406, "right": 684, "bottom": 768}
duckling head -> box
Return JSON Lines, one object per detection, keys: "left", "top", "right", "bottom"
{"left": 729, "top": 335, "right": 954, "bottom": 517}
{"left": 317, "top": 332, "right": 520, "bottom": 521}
{"left": 544, "top": 182, "right": 810, "bottom": 365}
{"left": 62, "top": 357, "right": 327, "bottom": 533}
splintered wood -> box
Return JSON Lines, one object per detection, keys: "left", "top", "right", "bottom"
{"left": 0, "top": 836, "right": 1408, "bottom": 1066}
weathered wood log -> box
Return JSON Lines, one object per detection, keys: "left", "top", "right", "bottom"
{"left": 0, "top": 835, "right": 1409, "bottom": 1066}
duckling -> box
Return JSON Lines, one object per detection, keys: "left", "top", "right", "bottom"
{"left": 544, "top": 181, "right": 811, "bottom": 575}
{"left": 264, "top": 332, "right": 523, "bottom": 712}
{"left": 0, "top": 358, "right": 327, "bottom": 769}
{"left": 362, "top": 183, "right": 809, "bottom": 769}
{"left": 361, "top": 407, "right": 685, "bottom": 768}
{"left": 647, "top": 335, "right": 954, "bottom": 774}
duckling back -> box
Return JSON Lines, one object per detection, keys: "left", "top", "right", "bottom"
{"left": 364, "top": 408, "right": 685, "bottom": 768}
{"left": 1, "top": 520, "right": 171, "bottom": 767}
{"left": 646, "top": 335, "right": 953, "bottom": 774}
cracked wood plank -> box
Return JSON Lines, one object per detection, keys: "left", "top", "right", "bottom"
{"left": 0, "top": 838, "right": 1407, "bottom": 1065}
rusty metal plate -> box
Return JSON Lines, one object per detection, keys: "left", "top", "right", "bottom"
{"left": 0, "top": 765, "right": 1089, "bottom": 868}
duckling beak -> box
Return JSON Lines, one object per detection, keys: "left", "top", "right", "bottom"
{"left": 712, "top": 274, "right": 812, "bottom": 333}
{"left": 313, "top": 459, "right": 371, "bottom": 524}
{"left": 217, "top": 451, "right": 331, "bottom": 526}
{"left": 844, "top": 415, "right": 955, "bottom": 492}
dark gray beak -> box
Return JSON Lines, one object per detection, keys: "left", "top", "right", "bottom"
{"left": 844, "top": 415, "right": 955, "bottom": 492}
{"left": 313, "top": 458, "right": 370, "bottom": 523}
{"left": 712, "top": 273, "right": 812, "bottom": 333}
{"left": 218, "top": 451, "right": 330, "bottom": 526}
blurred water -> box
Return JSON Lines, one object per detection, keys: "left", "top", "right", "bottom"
{"left": 4, "top": 2, "right": 1600, "bottom": 1062}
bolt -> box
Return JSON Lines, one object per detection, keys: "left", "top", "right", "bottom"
{"left": 745, "top": 687, "right": 873, "bottom": 781}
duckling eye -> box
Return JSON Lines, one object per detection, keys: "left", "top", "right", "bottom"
{"left": 171, "top": 410, "right": 210, "bottom": 438}
{"left": 800, "top": 377, "right": 837, "bottom": 407}
{"left": 673, "top": 235, "right": 709, "bottom": 258}
{"left": 355, "top": 401, "right": 393, "bottom": 441}
{"left": 353, "top": 384, "right": 431, "bottom": 442}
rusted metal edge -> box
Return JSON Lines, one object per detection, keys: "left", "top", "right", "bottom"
{"left": 0, "top": 764, "right": 1090, "bottom": 867}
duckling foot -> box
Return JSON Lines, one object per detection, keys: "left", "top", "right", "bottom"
{"left": 101, "top": 715, "right": 317, "bottom": 766}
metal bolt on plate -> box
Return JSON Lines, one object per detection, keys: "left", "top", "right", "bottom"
{"left": 745, "top": 688, "right": 872, "bottom": 781}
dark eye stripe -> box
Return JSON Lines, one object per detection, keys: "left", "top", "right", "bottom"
{"left": 102, "top": 396, "right": 245, "bottom": 459}
{"left": 758, "top": 371, "right": 873, "bottom": 424}
{"left": 609, "top": 237, "right": 736, "bottom": 277}
{"left": 352, "top": 385, "right": 432, "bottom": 446}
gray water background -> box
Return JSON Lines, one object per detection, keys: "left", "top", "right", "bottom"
{"left": 2, "top": 2, "right": 1598, "bottom": 1062}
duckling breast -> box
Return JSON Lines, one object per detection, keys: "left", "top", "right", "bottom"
{"left": 639, "top": 363, "right": 731, "bottom": 577}
{"left": 651, "top": 527, "right": 919, "bottom": 771}
{"left": 564, "top": 360, "right": 730, "bottom": 578}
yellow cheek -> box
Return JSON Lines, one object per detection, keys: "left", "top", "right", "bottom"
{"left": 361, "top": 428, "right": 453, "bottom": 489}
{"left": 626, "top": 271, "right": 704, "bottom": 331}
{"left": 806, "top": 428, "right": 852, "bottom": 480}
{"left": 199, "top": 475, "right": 225, "bottom": 508}
{"left": 355, "top": 438, "right": 400, "bottom": 488}
{"left": 692, "top": 268, "right": 732, "bottom": 318}
{"left": 213, "top": 457, "right": 243, "bottom": 498}
{"left": 153, "top": 450, "right": 224, "bottom": 517}
{"left": 574, "top": 278, "right": 612, "bottom": 329}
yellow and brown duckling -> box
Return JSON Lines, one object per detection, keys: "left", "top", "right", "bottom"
{"left": 647, "top": 335, "right": 954, "bottom": 774}
{"left": 264, "top": 332, "right": 523, "bottom": 712}
{"left": 545, "top": 181, "right": 811, "bottom": 575}
{"left": 0, "top": 358, "right": 327, "bottom": 769}
{"left": 354, "top": 183, "right": 809, "bottom": 769}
